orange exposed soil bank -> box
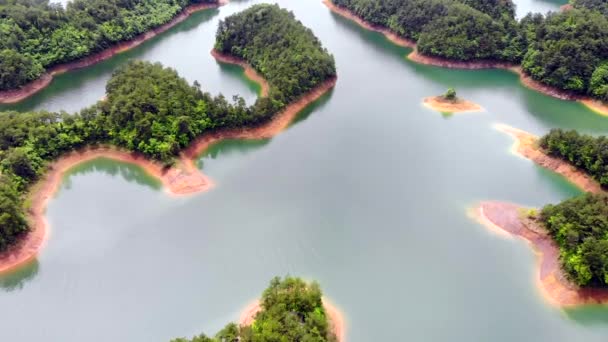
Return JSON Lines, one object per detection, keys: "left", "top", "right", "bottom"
{"left": 495, "top": 124, "right": 603, "bottom": 193}
{"left": 0, "top": 53, "right": 337, "bottom": 274}
{"left": 323, "top": 0, "right": 608, "bottom": 115}
{"left": 0, "top": 1, "right": 225, "bottom": 104}
{"left": 423, "top": 96, "right": 482, "bottom": 113}
{"left": 472, "top": 201, "right": 608, "bottom": 307}
{"left": 211, "top": 50, "right": 270, "bottom": 97}
{"left": 239, "top": 298, "right": 346, "bottom": 341}
{"left": 408, "top": 51, "right": 517, "bottom": 70}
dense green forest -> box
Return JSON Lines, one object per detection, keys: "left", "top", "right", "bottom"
{"left": 171, "top": 277, "right": 338, "bottom": 342}
{"left": 540, "top": 194, "right": 608, "bottom": 287}
{"left": 0, "top": 0, "right": 218, "bottom": 91}
{"left": 330, "top": 0, "right": 608, "bottom": 101}
{"left": 539, "top": 129, "right": 608, "bottom": 187}
{"left": 572, "top": 0, "right": 608, "bottom": 15}
{"left": 215, "top": 4, "right": 336, "bottom": 105}
{"left": 0, "top": 4, "right": 335, "bottom": 252}
{"left": 537, "top": 129, "right": 608, "bottom": 286}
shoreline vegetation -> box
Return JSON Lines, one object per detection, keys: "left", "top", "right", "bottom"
{"left": 0, "top": 0, "right": 225, "bottom": 104}
{"left": 0, "top": 4, "right": 337, "bottom": 274}
{"left": 171, "top": 277, "right": 343, "bottom": 342}
{"left": 473, "top": 124, "right": 608, "bottom": 305}
{"left": 423, "top": 88, "right": 482, "bottom": 113}
{"left": 494, "top": 124, "right": 603, "bottom": 193}
{"left": 471, "top": 202, "right": 608, "bottom": 307}
{"left": 0, "top": 55, "right": 336, "bottom": 275}
{"left": 238, "top": 298, "right": 345, "bottom": 342}
{"left": 323, "top": 0, "right": 608, "bottom": 116}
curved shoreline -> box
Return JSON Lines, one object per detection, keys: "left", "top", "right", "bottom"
{"left": 423, "top": 96, "right": 483, "bottom": 113}
{"left": 322, "top": 0, "right": 608, "bottom": 116}
{"left": 494, "top": 123, "right": 603, "bottom": 193}
{"left": 472, "top": 201, "right": 608, "bottom": 307}
{"left": 0, "top": 1, "right": 225, "bottom": 104}
{"left": 211, "top": 50, "right": 270, "bottom": 97}
{"left": 322, "top": 0, "right": 415, "bottom": 48}
{"left": 0, "top": 52, "right": 337, "bottom": 274}
{"left": 239, "top": 297, "right": 346, "bottom": 341}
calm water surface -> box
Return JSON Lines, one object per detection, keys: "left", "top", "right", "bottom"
{"left": 1, "top": 0, "right": 607, "bottom": 341}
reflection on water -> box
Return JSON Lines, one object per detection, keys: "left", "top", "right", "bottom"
{"left": 0, "top": 261, "right": 39, "bottom": 292}
{"left": 196, "top": 87, "right": 335, "bottom": 169}
{"left": 289, "top": 87, "right": 335, "bottom": 127}
{"left": 0, "top": 8, "right": 220, "bottom": 113}
{"left": 61, "top": 158, "right": 162, "bottom": 192}
{"left": 215, "top": 62, "right": 264, "bottom": 100}
{"left": 566, "top": 306, "right": 608, "bottom": 327}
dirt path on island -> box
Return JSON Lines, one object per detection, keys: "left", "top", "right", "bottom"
{"left": 494, "top": 124, "right": 603, "bottom": 194}
{"left": 472, "top": 202, "right": 608, "bottom": 307}
{"left": 0, "top": 1, "right": 226, "bottom": 104}
{"left": 239, "top": 298, "right": 346, "bottom": 341}
{"left": 0, "top": 52, "right": 337, "bottom": 274}
{"left": 323, "top": 0, "right": 608, "bottom": 116}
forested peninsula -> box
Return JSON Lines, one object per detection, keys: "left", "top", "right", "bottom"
{"left": 0, "top": 4, "right": 337, "bottom": 273}
{"left": 171, "top": 277, "right": 344, "bottom": 342}
{"left": 473, "top": 124, "right": 608, "bottom": 306}
{"left": 326, "top": 0, "right": 608, "bottom": 113}
{"left": 0, "top": 0, "right": 223, "bottom": 103}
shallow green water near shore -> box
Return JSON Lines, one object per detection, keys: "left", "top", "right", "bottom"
{"left": 1, "top": 0, "right": 608, "bottom": 341}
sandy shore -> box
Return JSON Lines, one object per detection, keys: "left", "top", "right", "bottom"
{"left": 239, "top": 298, "right": 346, "bottom": 341}
{"left": 323, "top": 0, "right": 608, "bottom": 115}
{"left": 423, "top": 96, "right": 483, "bottom": 113}
{"left": 495, "top": 124, "right": 603, "bottom": 193}
{"left": 472, "top": 201, "right": 608, "bottom": 307}
{"left": 0, "top": 52, "right": 336, "bottom": 274}
{"left": 0, "top": 1, "right": 225, "bottom": 104}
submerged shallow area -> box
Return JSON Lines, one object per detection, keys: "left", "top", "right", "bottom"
{"left": 3, "top": 0, "right": 608, "bottom": 341}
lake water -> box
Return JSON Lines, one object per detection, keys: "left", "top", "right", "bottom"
{"left": 1, "top": 0, "right": 607, "bottom": 341}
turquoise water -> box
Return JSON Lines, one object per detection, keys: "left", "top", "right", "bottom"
{"left": 1, "top": 0, "right": 607, "bottom": 341}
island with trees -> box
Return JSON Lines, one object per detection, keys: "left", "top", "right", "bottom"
{"left": 472, "top": 124, "right": 608, "bottom": 305}
{"left": 472, "top": 197, "right": 608, "bottom": 306}
{"left": 0, "top": 4, "right": 337, "bottom": 273}
{"left": 325, "top": 0, "right": 608, "bottom": 115}
{"left": 171, "top": 277, "right": 344, "bottom": 342}
{"left": 494, "top": 124, "right": 603, "bottom": 193}
{"left": 0, "top": 0, "right": 224, "bottom": 104}
{"left": 423, "top": 88, "right": 482, "bottom": 114}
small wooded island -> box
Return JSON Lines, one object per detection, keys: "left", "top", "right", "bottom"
{"left": 171, "top": 277, "right": 344, "bottom": 342}
{"left": 475, "top": 126, "right": 608, "bottom": 306}
{"left": 0, "top": 4, "right": 337, "bottom": 272}
{"left": 423, "top": 88, "right": 482, "bottom": 113}
{"left": 326, "top": 0, "right": 608, "bottom": 114}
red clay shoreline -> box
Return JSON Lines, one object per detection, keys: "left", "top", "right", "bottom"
{"left": 472, "top": 201, "right": 608, "bottom": 307}
{"left": 239, "top": 298, "right": 346, "bottom": 341}
{"left": 323, "top": 0, "right": 608, "bottom": 116}
{"left": 0, "top": 1, "right": 226, "bottom": 104}
{"left": 0, "top": 52, "right": 337, "bottom": 274}
{"left": 494, "top": 123, "right": 603, "bottom": 193}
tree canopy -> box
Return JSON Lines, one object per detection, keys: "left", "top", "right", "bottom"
{"left": 331, "top": 0, "right": 608, "bottom": 101}
{"left": 0, "top": 0, "right": 219, "bottom": 91}
{"left": 541, "top": 194, "right": 608, "bottom": 287}
{"left": 0, "top": 4, "right": 336, "bottom": 253}
{"left": 215, "top": 4, "right": 336, "bottom": 105}
{"left": 539, "top": 129, "right": 608, "bottom": 187}
{"left": 171, "top": 276, "right": 338, "bottom": 342}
